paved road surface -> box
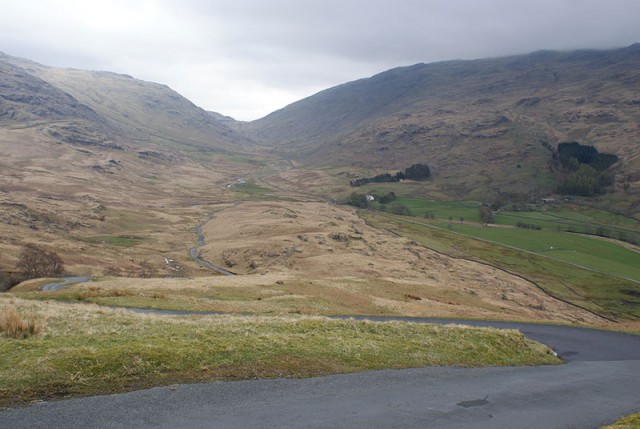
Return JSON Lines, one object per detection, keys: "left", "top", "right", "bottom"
{"left": 189, "top": 218, "right": 235, "bottom": 276}
{"left": 2, "top": 320, "right": 639, "bottom": 429}
{"left": 39, "top": 276, "right": 91, "bottom": 291}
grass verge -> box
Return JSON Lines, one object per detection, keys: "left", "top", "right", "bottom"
{"left": 602, "top": 413, "right": 640, "bottom": 429}
{"left": 0, "top": 296, "right": 559, "bottom": 408}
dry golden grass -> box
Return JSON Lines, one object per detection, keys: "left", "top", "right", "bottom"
{"left": 8, "top": 200, "right": 613, "bottom": 327}
{"left": 12, "top": 270, "right": 595, "bottom": 325}
{"left": 0, "top": 305, "right": 44, "bottom": 339}
{"left": 192, "top": 201, "right": 604, "bottom": 325}
{"left": 0, "top": 124, "right": 621, "bottom": 328}
{"left": 0, "top": 124, "right": 266, "bottom": 279}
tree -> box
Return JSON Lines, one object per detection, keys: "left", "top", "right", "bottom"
{"left": 379, "top": 192, "right": 396, "bottom": 204}
{"left": 558, "top": 142, "right": 618, "bottom": 172}
{"left": 392, "top": 204, "right": 411, "bottom": 216}
{"left": 0, "top": 271, "right": 22, "bottom": 292}
{"left": 16, "top": 245, "right": 64, "bottom": 279}
{"left": 479, "top": 205, "right": 494, "bottom": 225}
{"left": 404, "top": 163, "right": 431, "bottom": 181}
{"left": 347, "top": 192, "right": 369, "bottom": 208}
{"left": 557, "top": 164, "right": 603, "bottom": 196}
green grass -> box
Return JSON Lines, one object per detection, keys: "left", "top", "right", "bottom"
{"left": 369, "top": 197, "right": 640, "bottom": 281}
{"left": 602, "top": 413, "right": 640, "bottom": 429}
{"left": 439, "top": 223, "right": 640, "bottom": 282}
{"left": 496, "top": 209, "right": 640, "bottom": 240}
{"left": 375, "top": 198, "right": 483, "bottom": 222}
{"left": 376, "top": 197, "right": 640, "bottom": 237}
{"left": 232, "top": 179, "right": 274, "bottom": 197}
{"left": 362, "top": 211, "right": 640, "bottom": 320}
{"left": 73, "top": 235, "right": 145, "bottom": 247}
{"left": 225, "top": 154, "right": 268, "bottom": 167}
{"left": 0, "top": 297, "right": 559, "bottom": 407}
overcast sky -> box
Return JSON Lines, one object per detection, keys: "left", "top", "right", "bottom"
{"left": 2, "top": 0, "right": 639, "bottom": 120}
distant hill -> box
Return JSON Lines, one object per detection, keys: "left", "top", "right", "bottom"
{"left": 0, "top": 58, "right": 103, "bottom": 124}
{"left": 245, "top": 44, "right": 640, "bottom": 204}
{"left": 0, "top": 52, "right": 250, "bottom": 152}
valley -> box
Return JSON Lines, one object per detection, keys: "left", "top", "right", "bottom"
{"left": 2, "top": 46, "right": 640, "bottom": 416}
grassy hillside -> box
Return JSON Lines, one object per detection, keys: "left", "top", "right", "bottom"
{"left": 3, "top": 48, "right": 639, "bottom": 326}
{"left": 361, "top": 209, "right": 640, "bottom": 321}
{"left": 245, "top": 44, "right": 640, "bottom": 211}
{"left": 0, "top": 55, "right": 102, "bottom": 124}
{"left": 0, "top": 53, "right": 272, "bottom": 278}
{"left": 1, "top": 52, "right": 265, "bottom": 159}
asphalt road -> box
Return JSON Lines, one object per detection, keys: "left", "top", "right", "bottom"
{"left": 2, "top": 319, "right": 639, "bottom": 429}
{"left": 39, "top": 276, "right": 91, "bottom": 291}
{"left": 189, "top": 217, "right": 235, "bottom": 276}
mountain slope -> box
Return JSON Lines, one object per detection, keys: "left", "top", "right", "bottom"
{"left": 0, "top": 52, "right": 251, "bottom": 152}
{"left": 0, "top": 59, "right": 103, "bottom": 124}
{"left": 246, "top": 44, "right": 640, "bottom": 202}
{"left": 0, "top": 53, "right": 262, "bottom": 278}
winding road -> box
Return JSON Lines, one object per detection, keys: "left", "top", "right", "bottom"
{"left": 39, "top": 276, "right": 92, "bottom": 292}
{"left": 189, "top": 217, "right": 235, "bottom": 276}
{"left": 21, "top": 214, "right": 639, "bottom": 427}
{"left": 2, "top": 315, "right": 639, "bottom": 428}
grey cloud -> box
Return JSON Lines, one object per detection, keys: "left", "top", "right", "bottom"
{"left": 1, "top": 0, "right": 639, "bottom": 119}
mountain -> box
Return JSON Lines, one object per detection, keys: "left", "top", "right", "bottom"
{"left": 0, "top": 53, "right": 260, "bottom": 278}
{"left": 0, "top": 59, "right": 103, "bottom": 124}
{"left": 0, "top": 52, "right": 250, "bottom": 152}
{"left": 3, "top": 46, "right": 640, "bottom": 279}
{"left": 245, "top": 44, "right": 640, "bottom": 203}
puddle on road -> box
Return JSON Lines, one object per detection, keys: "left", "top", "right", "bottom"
{"left": 457, "top": 396, "right": 489, "bottom": 408}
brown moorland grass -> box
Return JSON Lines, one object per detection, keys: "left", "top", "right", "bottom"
{"left": 0, "top": 305, "right": 44, "bottom": 339}
{"left": 0, "top": 296, "right": 560, "bottom": 408}
{"left": 193, "top": 201, "right": 604, "bottom": 325}
{"left": 12, "top": 272, "right": 604, "bottom": 325}
{"left": 0, "top": 124, "right": 267, "bottom": 279}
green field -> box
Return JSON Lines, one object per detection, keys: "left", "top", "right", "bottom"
{"left": 362, "top": 210, "right": 640, "bottom": 320}
{"left": 376, "top": 198, "right": 484, "bottom": 222}
{"left": 73, "top": 235, "right": 145, "bottom": 247}
{"left": 232, "top": 179, "right": 275, "bottom": 197}
{"left": 442, "top": 223, "right": 640, "bottom": 282}
{"left": 374, "top": 197, "right": 640, "bottom": 242}
{"left": 355, "top": 198, "right": 640, "bottom": 315}
{"left": 372, "top": 197, "right": 640, "bottom": 281}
